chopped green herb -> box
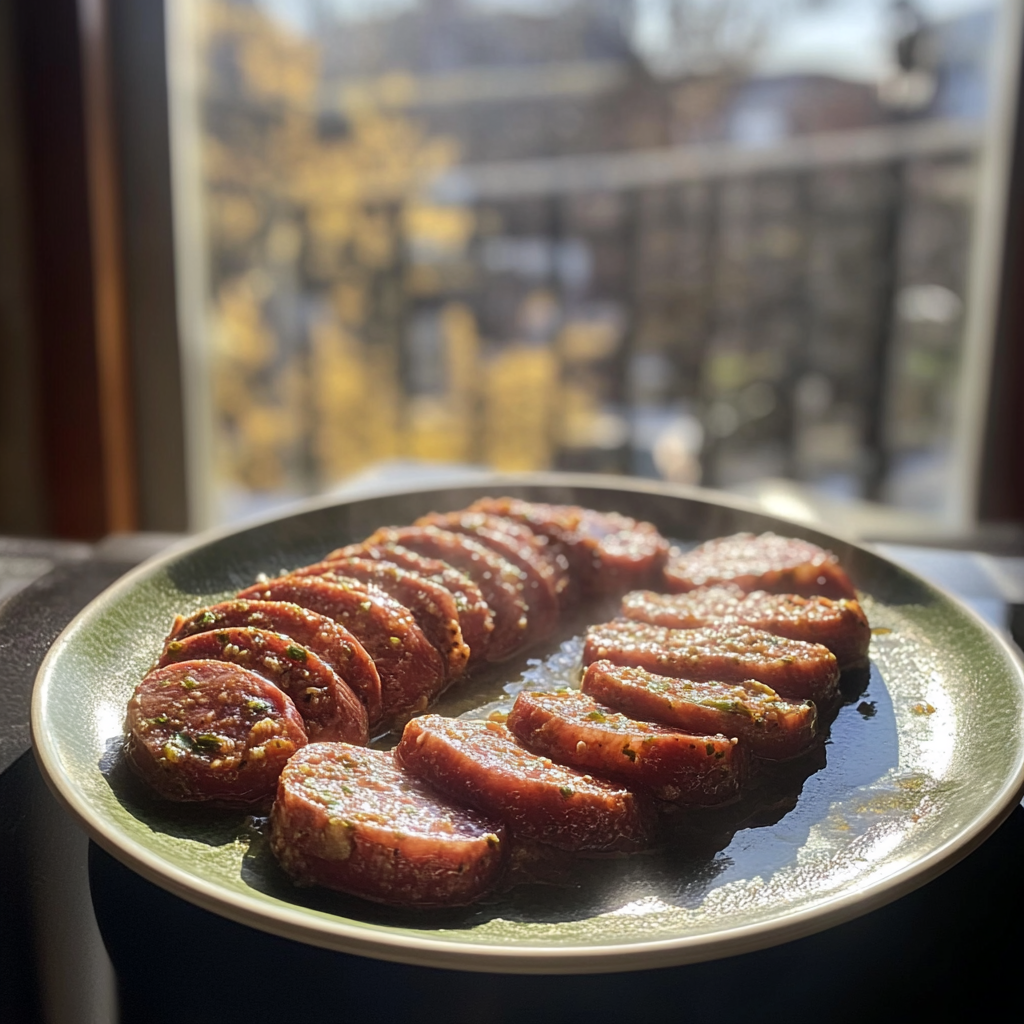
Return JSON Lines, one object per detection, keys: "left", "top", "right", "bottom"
{"left": 193, "top": 734, "right": 224, "bottom": 752}
{"left": 585, "top": 710, "right": 606, "bottom": 722}
{"left": 199, "top": 610, "right": 217, "bottom": 625}
{"left": 174, "top": 731, "right": 196, "bottom": 751}
{"left": 285, "top": 644, "right": 307, "bottom": 662}
{"left": 165, "top": 640, "right": 184, "bottom": 654}
{"left": 246, "top": 698, "right": 274, "bottom": 715}
{"left": 558, "top": 786, "right": 574, "bottom": 799}
{"left": 621, "top": 745, "right": 636, "bottom": 762}
{"left": 149, "top": 715, "right": 169, "bottom": 725}
{"left": 180, "top": 677, "right": 198, "bottom": 690}
{"left": 389, "top": 636, "right": 401, "bottom": 647}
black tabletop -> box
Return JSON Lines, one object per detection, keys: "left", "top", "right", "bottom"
{"left": 3, "top": 540, "right": 1022, "bottom": 1023}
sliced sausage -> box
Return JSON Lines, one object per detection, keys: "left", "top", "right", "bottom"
{"left": 583, "top": 619, "right": 840, "bottom": 705}
{"left": 662, "top": 532, "right": 856, "bottom": 600}
{"left": 361, "top": 526, "right": 528, "bottom": 661}
{"left": 621, "top": 586, "right": 870, "bottom": 669}
{"left": 582, "top": 660, "right": 818, "bottom": 761}
{"left": 124, "top": 659, "right": 306, "bottom": 806}
{"left": 236, "top": 575, "right": 446, "bottom": 728}
{"left": 415, "top": 511, "right": 561, "bottom": 644}
{"left": 270, "top": 743, "right": 506, "bottom": 907}
{"left": 331, "top": 542, "right": 494, "bottom": 663}
{"left": 468, "top": 497, "right": 668, "bottom": 595}
{"left": 395, "top": 715, "right": 653, "bottom": 853}
{"left": 289, "top": 558, "right": 469, "bottom": 679}
{"left": 159, "top": 627, "right": 368, "bottom": 745}
{"left": 506, "top": 689, "right": 746, "bottom": 805}
{"left": 166, "top": 599, "right": 382, "bottom": 724}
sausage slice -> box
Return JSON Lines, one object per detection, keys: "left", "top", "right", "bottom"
{"left": 124, "top": 660, "right": 306, "bottom": 806}
{"left": 166, "top": 599, "right": 382, "bottom": 724}
{"left": 583, "top": 619, "right": 840, "bottom": 705}
{"left": 506, "top": 689, "right": 746, "bottom": 804}
{"left": 289, "top": 558, "right": 469, "bottom": 679}
{"left": 270, "top": 743, "right": 506, "bottom": 907}
{"left": 621, "top": 586, "right": 870, "bottom": 669}
{"left": 582, "top": 660, "right": 818, "bottom": 761}
{"left": 395, "top": 715, "right": 653, "bottom": 852}
{"left": 663, "top": 532, "right": 856, "bottom": 600}
{"left": 361, "top": 526, "right": 528, "bottom": 661}
{"left": 236, "top": 575, "right": 446, "bottom": 728}
{"left": 331, "top": 542, "right": 494, "bottom": 663}
{"left": 415, "top": 511, "right": 561, "bottom": 644}
{"left": 159, "top": 627, "right": 368, "bottom": 745}
{"left": 468, "top": 497, "right": 669, "bottom": 595}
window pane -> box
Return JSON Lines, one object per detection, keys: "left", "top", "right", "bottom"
{"left": 169, "top": 0, "right": 1011, "bottom": 527}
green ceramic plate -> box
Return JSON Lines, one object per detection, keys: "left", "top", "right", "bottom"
{"left": 31, "top": 474, "right": 1024, "bottom": 973}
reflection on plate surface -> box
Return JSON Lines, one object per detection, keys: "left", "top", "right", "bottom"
{"left": 31, "top": 478, "right": 1024, "bottom": 971}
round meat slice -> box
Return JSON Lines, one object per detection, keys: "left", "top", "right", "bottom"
{"left": 236, "top": 575, "right": 446, "bottom": 728}
{"left": 331, "top": 542, "right": 494, "bottom": 663}
{"left": 662, "top": 532, "right": 856, "bottom": 600}
{"left": 270, "top": 743, "right": 506, "bottom": 907}
{"left": 506, "top": 689, "right": 746, "bottom": 805}
{"left": 159, "top": 627, "right": 368, "bottom": 745}
{"left": 415, "top": 511, "right": 561, "bottom": 645}
{"left": 395, "top": 716, "right": 652, "bottom": 852}
{"left": 583, "top": 619, "right": 840, "bottom": 705}
{"left": 289, "top": 558, "right": 469, "bottom": 679}
{"left": 124, "top": 659, "right": 306, "bottom": 806}
{"left": 582, "top": 661, "right": 818, "bottom": 761}
{"left": 165, "top": 600, "right": 382, "bottom": 724}
{"left": 468, "top": 497, "right": 668, "bottom": 595}
{"left": 362, "top": 526, "right": 528, "bottom": 661}
{"left": 620, "top": 586, "right": 871, "bottom": 669}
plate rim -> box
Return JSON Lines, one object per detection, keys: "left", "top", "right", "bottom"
{"left": 30, "top": 472, "right": 1024, "bottom": 974}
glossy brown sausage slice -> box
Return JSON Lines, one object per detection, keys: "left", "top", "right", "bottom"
{"left": 236, "top": 575, "right": 446, "bottom": 728}
{"left": 159, "top": 627, "right": 368, "bottom": 745}
{"left": 270, "top": 743, "right": 506, "bottom": 907}
{"left": 467, "top": 497, "right": 669, "bottom": 595}
{"left": 582, "top": 660, "right": 818, "bottom": 761}
{"left": 583, "top": 619, "right": 840, "bottom": 705}
{"left": 165, "top": 599, "right": 382, "bottom": 724}
{"left": 124, "top": 659, "right": 306, "bottom": 806}
{"left": 662, "top": 532, "right": 856, "bottom": 600}
{"left": 395, "top": 715, "right": 653, "bottom": 852}
{"left": 331, "top": 542, "right": 494, "bottom": 663}
{"left": 621, "top": 586, "right": 870, "bottom": 669}
{"left": 415, "top": 511, "right": 560, "bottom": 644}
{"left": 289, "top": 558, "right": 469, "bottom": 678}
{"left": 361, "top": 526, "right": 528, "bottom": 661}
{"left": 506, "top": 689, "right": 746, "bottom": 804}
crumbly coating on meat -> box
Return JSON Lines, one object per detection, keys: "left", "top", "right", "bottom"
{"left": 292, "top": 558, "right": 470, "bottom": 678}
{"left": 663, "top": 532, "right": 855, "bottom": 599}
{"left": 159, "top": 626, "right": 368, "bottom": 744}
{"left": 583, "top": 619, "right": 839, "bottom": 703}
{"left": 271, "top": 743, "right": 506, "bottom": 907}
{"left": 236, "top": 575, "right": 446, "bottom": 728}
{"left": 506, "top": 689, "right": 745, "bottom": 804}
{"left": 166, "top": 600, "right": 382, "bottom": 726}
{"left": 581, "top": 660, "right": 817, "bottom": 761}
{"left": 621, "top": 586, "right": 870, "bottom": 668}
{"left": 468, "top": 498, "right": 668, "bottom": 595}
{"left": 125, "top": 660, "right": 306, "bottom": 805}
{"left": 396, "top": 715, "right": 652, "bottom": 852}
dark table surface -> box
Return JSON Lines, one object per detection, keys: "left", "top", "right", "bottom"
{"left": 2, "top": 535, "right": 1022, "bottom": 1024}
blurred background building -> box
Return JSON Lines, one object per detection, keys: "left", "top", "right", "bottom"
{"left": 2, "top": 0, "right": 1023, "bottom": 544}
